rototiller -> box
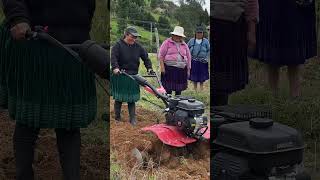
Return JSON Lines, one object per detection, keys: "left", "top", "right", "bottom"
{"left": 121, "top": 71, "right": 210, "bottom": 147}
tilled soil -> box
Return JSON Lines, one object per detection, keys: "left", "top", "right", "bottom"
{"left": 110, "top": 103, "right": 210, "bottom": 180}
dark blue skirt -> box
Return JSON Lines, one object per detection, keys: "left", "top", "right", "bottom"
{"left": 189, "top": 59, "right": 209, "bottom": 83}
{"left": 161, "top": 65, "right": 188, "bottom": 92}
{"left": 211, "top": 16, "right": 249, "bottom": 94}
{"left": 256, "top": 0, "right": 317, "bottom": 66}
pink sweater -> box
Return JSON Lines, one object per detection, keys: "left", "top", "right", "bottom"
{"left": 158, "top": 38, "right": 192, "bottom": 70}
{"left": 245, "top": 0, "right": 259, "bottom": 22}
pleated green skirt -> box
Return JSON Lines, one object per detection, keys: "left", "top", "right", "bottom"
{"left": 0, "top": 24, "right": 97, "bottom": 128}
{"left": 0, "top": 24, "right": 10, "bottom": 109}
{"left": 110, "top": 73, "right": 140, "bottom": 102}
{"left": 0, "top": 84, "right": 8, "bottom": 108}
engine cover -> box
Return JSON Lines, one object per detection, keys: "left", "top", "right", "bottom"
{"left": 212, "top": 152, "right": 310, "bottom": 180}
{"left": 176, "top": 98, "right": 205, "bottom": 115}
{"left": 214, "top": 118, "right": 304, "bottom": 173}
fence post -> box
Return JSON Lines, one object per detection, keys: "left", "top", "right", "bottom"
{"left": 316, "top": 0, "right": 320, "bottom": 56}
{"left": 150, "top": 22, "right": 153, "bottom": 51}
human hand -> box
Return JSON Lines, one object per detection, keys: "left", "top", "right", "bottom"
{"left": 10, "top": 22, "right": 31, "bottom": 40}
{"left": 113, "top": 68, "right": 120, "bottom": 75}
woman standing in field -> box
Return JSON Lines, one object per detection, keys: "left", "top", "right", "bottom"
{"left": 188, "top": 25, "right": 210, "bottom": 91}
{"left": 158, "top": 26, "right": 191, "bottom": 96}
{"left": 111, "top": 26, "right": 154, "bottom": 126}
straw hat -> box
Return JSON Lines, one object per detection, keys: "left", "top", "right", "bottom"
{"left": 170, "top": 26, "right": 186, "bottom": 38}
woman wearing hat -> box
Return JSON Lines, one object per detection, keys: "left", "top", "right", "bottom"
{"left": 187, "top": 26, "right": 210, "bottom": 91}
{"left": 158, "top": 26, "right": 191, "bottom": 96}
{"left": 111, "top": 26, "right": 154, "bottom": 126}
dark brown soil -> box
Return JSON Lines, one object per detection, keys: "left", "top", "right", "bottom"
{"left": 0, "top": 110, "right": 108, "bottom": 180}
{"left": 110, "top": 102, "right": 210, "bottom": 179}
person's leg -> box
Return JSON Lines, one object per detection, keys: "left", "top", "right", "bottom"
{"left": 193, "top": 82, "right": 197, "bottom": 91}
{"left": 200, "top": 82, "right": 204, "bottom": 91}
{"left": 128, "top": 102, "right": 136, "bottom": 126}
{"left": 55, "top": 128, "right": 81, "bottom": 180}
{"left": 13, "top": 123, "right": 40, "bottom": 180}
{"left": 175, "top": 91, "right": 182, "bottom": 96}
{"left": 288, "top": 65, "right": 302, "bottom": 98}
{"left": 114, "top": 101, "right": 122, "bottom": 121}
{"left": 266, "top": 64, "right": 280, "bottom": 96}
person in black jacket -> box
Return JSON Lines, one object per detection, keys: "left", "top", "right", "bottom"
{"left": 0, "top": 1, "right": 97, "bottom": 180}
{"left": 111, "top": 26, "right": 154, "bottom": 126}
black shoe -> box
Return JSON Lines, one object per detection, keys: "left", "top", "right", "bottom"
{"left": 114, "top": 101, "right": 122, "bottom": 122}
{"left": 129, "top": 117, "right": 137, "bottom": 126}
{"left": 128, "top": 102, "right": 136, "bottom": 126}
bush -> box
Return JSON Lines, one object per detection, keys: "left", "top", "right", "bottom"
{"left": 157, "top": 15, "right": 171, "bottom": 36}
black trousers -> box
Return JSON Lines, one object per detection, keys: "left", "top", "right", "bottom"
{"left": 114, "top": 101, "right": 136, "bottom": 120}
{"left": 13, "top": 123, "right": 81, "bottom": 180}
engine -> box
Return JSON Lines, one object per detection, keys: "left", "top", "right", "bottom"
{"left": 211, "top": 105, "right": 311, "bottom": 180}
{"left": 164, "top": 96, "right": 208, "bottom": 138}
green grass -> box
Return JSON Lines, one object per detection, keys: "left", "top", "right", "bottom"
{"left": 229, "top": 59, "right": 320, "bottom": 135}
{"left": 110, "top": 152, "right": 123, "bottom": 180}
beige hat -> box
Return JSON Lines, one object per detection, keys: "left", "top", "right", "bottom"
{"left": 170, "top": 26, "right": 186, "bottom": 38}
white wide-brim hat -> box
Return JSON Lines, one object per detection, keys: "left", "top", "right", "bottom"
{"left": 170, "top": 26, "right": 186, "bottom": 38}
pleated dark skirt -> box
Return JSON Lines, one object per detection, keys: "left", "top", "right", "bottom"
{"left": 211, "top": 16, "right": 249, "bottom": 94}
{"left": 161, "top": 65, "right": 188, "bottom": 92}
{"left": 189, "top": 59, "right": 209, "bottom": 83}
{"left": 110, "top": 73, "right": 140, "bottom": 103}
{"left": 0, "top": 24, "right": 97, "bottom": 128}
{"left": 256, "top": 0, "right": 317, "bottom": 66}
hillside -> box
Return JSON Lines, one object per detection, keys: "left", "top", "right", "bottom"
{"left": 110, "top": 0, "right": 210, "bottom": 52}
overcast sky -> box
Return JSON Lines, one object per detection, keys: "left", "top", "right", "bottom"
{"left": 204, "top": 0, "right": 210, "bottom": 13}
{"left": 171, "top": 0, "right": 210, "bottom": 13}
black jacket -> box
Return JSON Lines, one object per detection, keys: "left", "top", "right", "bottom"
{"left": 1, "top": 0, "right": 95, "bottom": 43}
{"left": 111, "top": 39, "right": 152, "bottom": 75}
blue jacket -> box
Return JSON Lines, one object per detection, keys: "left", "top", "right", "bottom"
{"left": 187, "top": 38, "right": 210, "bottom": 60}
